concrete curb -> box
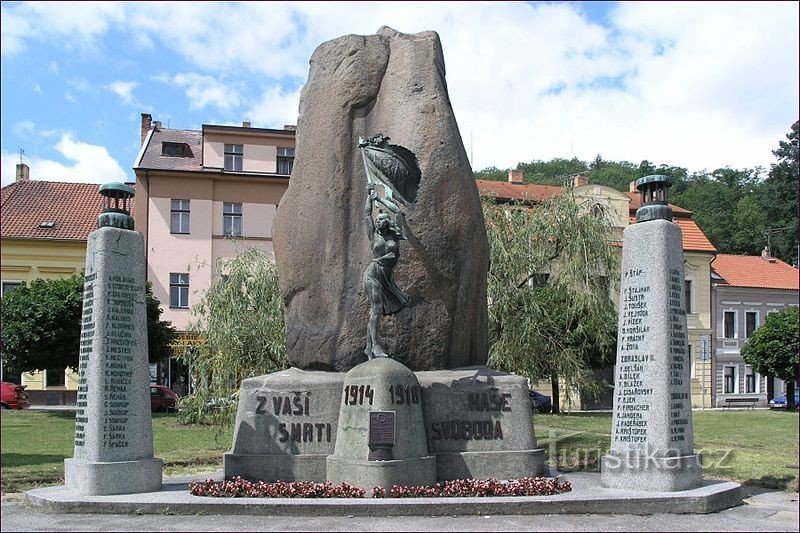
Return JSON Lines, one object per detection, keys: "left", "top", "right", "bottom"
{"left": 25, "top": 472, "right": 742, "bottom": 516}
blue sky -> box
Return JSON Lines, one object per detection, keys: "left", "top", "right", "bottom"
{"left": 2, "top": 1, "right": 798, "bottom": 186}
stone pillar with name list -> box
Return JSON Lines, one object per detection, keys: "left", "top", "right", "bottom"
{"left": 65, "top": 183, "right": 162, "bottom": 495}
{"left": 601, "top": 175, "right": 702, "bottom": 492}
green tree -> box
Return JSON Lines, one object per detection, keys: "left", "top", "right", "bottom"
{"left": 741, "top": 307, "right": 799, "bottom": 409}
{"left": 177, "top": 246, "right": 288, "bottom": 428}
{"left": 1, "top": 275, "right": 176, "bottom": 376}
{"left": 759, "top": 120, "right": 799, "bottom": 264}
{"left": 483, "top": 190, "right": 619, "bottom": 413}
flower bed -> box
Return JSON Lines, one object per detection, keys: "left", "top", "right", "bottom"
{"left": 189, "top": 476, "right": 571, "bottom": 499}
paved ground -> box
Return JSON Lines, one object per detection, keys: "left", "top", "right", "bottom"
{"left": 2, "top": 484, "right": 797, "bottom": 532}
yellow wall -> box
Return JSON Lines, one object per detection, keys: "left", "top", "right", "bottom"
{"left": 1, "top": 238, "right": 86, "bottom": 391}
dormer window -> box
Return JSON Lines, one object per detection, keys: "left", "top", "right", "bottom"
{"left": 162, "top": 142, "right": 190, "bottom": 157}
{"left": 38, "top": 221, "right": 55, "bottom": 228}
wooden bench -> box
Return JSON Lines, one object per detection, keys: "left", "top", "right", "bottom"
{"left": 722, "top": 397, "right": 759, "bottom": 410}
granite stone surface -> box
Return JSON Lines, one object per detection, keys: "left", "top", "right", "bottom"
{"left": 601, "top": 219, "right": 701, "bottom": 491}
{"left": 327, "top": 358, "right": 436, "bottom": 490}
{"left": 65, "top": 226, "right": 162, "bottom": 495}
{"left": 273, "top": 26, "right": 489, "bottom": 372}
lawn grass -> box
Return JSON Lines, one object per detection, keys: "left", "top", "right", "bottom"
{"left": 535, "top": 409, "right": 799, "bottom": 491}
{"left": 0, "top": 411, "right": 230, "bottom": 493}
{"left": 2, "top": 409, "right": 797, "bottom": 494}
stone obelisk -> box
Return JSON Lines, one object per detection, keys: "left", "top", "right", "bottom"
{"left": 65, "top": 183, "right": 162, "bottom": 495}
{"left": 601, "top": 175, "right": 702, "bottom": 492}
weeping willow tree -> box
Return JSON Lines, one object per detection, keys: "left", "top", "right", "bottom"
{"left": 484, "top": 189, "right": 620, "bottom": 413}
{"left": 177, "top": 246, "right": 288, "bottom": 427}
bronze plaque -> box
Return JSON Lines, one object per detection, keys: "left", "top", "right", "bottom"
{"left": 368, "top": 411, "right": 396, "bottom": 446}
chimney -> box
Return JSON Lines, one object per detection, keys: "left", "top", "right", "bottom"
{"left": 16, "top": 163, "right": 30, "bottom": 182}
{"left": 508, "top": 169, "right": 523, "bottom": 184}
{"left": 283, "top": 124, "right": 297, "bottom": 131}
{"left": 629, "top": 181, "right": 638, "bottom": 193}
{"left": 761, "top": 246, "right": 776, "bottom": 262}
{"left": 140, "top": 113, "right": 152, "bottom": 146}
{"left": 154, "top": 120, "right": 162, "bottom": 130}
{"left": 573, "top": 175, "right": 588, "bottom": 187}
{"left": 242, "top": 121, "right": 251, "bottom": 128}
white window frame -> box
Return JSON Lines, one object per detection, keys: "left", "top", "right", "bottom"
{"left": 277, "top": 147, "right": 295, "bottom": 175}
{"left": 169, "top": 273, "right": 190, "bottom": 309}
{"left": 722, "top": 309, "right": 737, "bottom": 339}
{"left": 744, "top": 310, "right": 759, "bottom": 339}
{"left": 689, "top": 344, "right": 695, "bottom": 379}
{"left": 224, "top": 144, "right": 243, "bottom": 171}
{"left": 170, "top": 199, "right": 190, "bottom": 234}
{"left": 223, "top": 202, "right": 243, "bottom": 237}
{"left": 723, "top": 365, "right": 738, "bottom": 394}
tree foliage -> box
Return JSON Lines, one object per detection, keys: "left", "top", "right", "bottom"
{"left": 475, "top": 121, "right": 799, "bottom": 265}
{"left": 1, "top": 275, "right": 176, "bottom": 376}
{"left": 177, "top": 246, "right": 288, "bottom": 427}
{"left": 483, "top": 190, "right": 619, "bottom": 412}
{"left": 741, "top": 307, "right": 799, "bottom": 408}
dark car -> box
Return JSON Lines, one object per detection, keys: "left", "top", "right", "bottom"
{"left": 150, "top": 385, "right": 179, "bottom": 412}
{"left": 1, "top": 381, "right": 30, "bottom": 410}
{"left": 529, "top": 390, "right": 552, "bottom": 413}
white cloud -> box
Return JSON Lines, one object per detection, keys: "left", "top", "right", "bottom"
{"left": 107, "top": 81, "right": 140, "bottom": 106}
{"left": 2, "top": 2, "right": 798, "bottom": 172}
{"left": 245, "top": 86, "right": 301, "bottom": 129}
{"left": 1, "top": 134, "right": 127, "bottom": 186}
{"left": 157, "top": 72, "right": 241, "bottom": 111}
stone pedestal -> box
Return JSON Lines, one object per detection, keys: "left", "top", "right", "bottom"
{"left": 417, "top": 367, "right": 545, "bottom": 480}
{"left": 601, "top": 219, "right": 702, "bottom": 491}
{"left": 65, "top": 226, "right": 162, "bottom": 495}
{"left": 224, "top": 368, "right": 345, "bottom": 482}
{"left": 326, "top": 358, "right": 436, "bottom": 490}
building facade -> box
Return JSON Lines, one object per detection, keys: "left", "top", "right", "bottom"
{"left": 133, "top": 114, "right": 296, "bottom": 334}
{"left": 0, "top": 168, "right": 106, "bottom": 404}
{"left": 711, "top": 252, "right": 799, "bottom": 407}
{"left": 477, "top": 172, "right": 717, "bottom": 408}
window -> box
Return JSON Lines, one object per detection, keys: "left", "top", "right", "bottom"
{"left": 723, "top": 366, "right": 736, "bottom": 394}
{"left": 223, "top": 203, "right": 243, "bottom": 236}
{"left": 45, "top": 368, "right": 65, "bottom": 387}
{"left": 745, "top": 366, "right": 757, "bottom": 393}
{"left": 2, "top": 281, "right": 22, "bottom": 296}
{"left": 170, "top": 273, "right": 189, "bottom": 308}
{"left": 683, "top": 280, "right": 692, "bottom": 313}
{"left": 224, "top": 144, "right": 243, "bottom": 171}
{"left": 723, "top": 311, "right": 736, "bottom": 338}
{"left": 277, "top": 147, "right": 295, "bottom": 175}
{"left": 162, "top": 142, "right": 189, "bottom": 157}
{"left": 170, "top": 199, "right": 190, "bottom": 234}
{"left": 745, "top": 311, "right": 758, "bottom": 338}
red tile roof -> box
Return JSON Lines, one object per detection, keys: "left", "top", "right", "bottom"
{"left": 627, "top": 216, "right": 717, "bottom": 252}
{"left": 476, "top": 179, "right": 562, "bottom": 203}
{"left": 1, "top": 181, "right": 136, "bottom": 241}
{"left": 712, "top": 254, "right": 799, "bottom": 290}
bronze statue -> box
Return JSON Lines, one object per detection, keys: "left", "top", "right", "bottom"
{"left": 359, "top": 134, "right": 420, "bottom": 359}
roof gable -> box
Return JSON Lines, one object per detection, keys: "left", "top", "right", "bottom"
{"left": 712, "top": 254, "right": 798, "bottom": 290}
{"left": 1, "top": 181, "right": 136, "bottom": 241}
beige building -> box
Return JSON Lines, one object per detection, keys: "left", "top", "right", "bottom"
{"left": 477, "top": 172, "right": 717, "bottom": 409}
{"left": 0, "top": 167, "right": 107, "bottom": 403}
{"left": 133, "top": 115, "right": 296, "bottom": 335}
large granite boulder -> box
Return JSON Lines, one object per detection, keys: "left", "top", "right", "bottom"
{"left": 273, "top": 27, "right": 489, "bottom": 372}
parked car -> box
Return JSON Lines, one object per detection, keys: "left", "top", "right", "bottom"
{"left": 529, "top": 390, "right": 552, "bottom": 413}
{"left": 150, "top": 385, "right": 179, "bottom": 412}
{"left": 769, "top": 391, "right": 800, "bottom": 410}
{"left": 1, "top": 381, "right": 30, "bottom": 410}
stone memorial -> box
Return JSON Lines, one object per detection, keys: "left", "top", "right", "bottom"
{"left": 225, "top": 26, "right": 544, "bottom": 488}
{"left": 601, "top": 175, "right": 702, "bottom": 492}
{"left": 65, "top": 183, "right": 162, "bottom": 496}
{"left": 273, "top": 26, "right": 489, "bottom": 372}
